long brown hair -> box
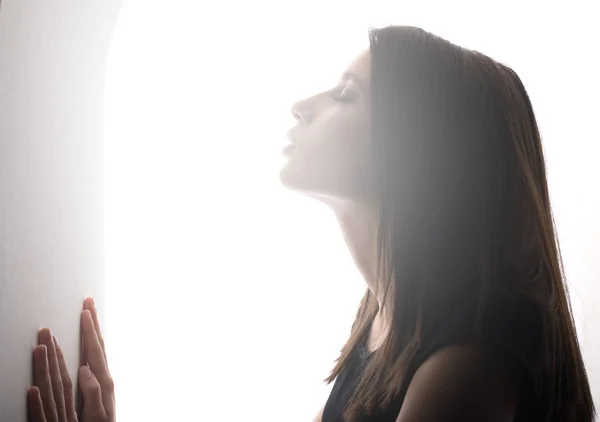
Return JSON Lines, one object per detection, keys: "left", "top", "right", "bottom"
{"left": 325, "top": 26, "right": 595, "bottom": 422}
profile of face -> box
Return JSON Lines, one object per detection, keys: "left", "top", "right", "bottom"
{"left": 279, "top": 50, "right": 374, "bottom": 205}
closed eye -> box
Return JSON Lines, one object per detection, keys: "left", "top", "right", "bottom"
{"left": 331, "top": 79, "right": 359, "bottom": 103}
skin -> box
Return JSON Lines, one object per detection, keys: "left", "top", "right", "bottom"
{"left": 27, "top": 298, "right": 115, "bottom": 422}
{"left": 282, "top": 50, "right": 520, "bottom": 422}
{"left": 281, "top": 49, "right": 391, "bottom": 353}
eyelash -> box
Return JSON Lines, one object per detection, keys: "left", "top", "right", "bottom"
{"left": 332, "top": 82, "right": 358, "bottom": 103}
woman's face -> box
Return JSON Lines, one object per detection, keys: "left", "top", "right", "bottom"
{"left": 279, "top": 49, "right": 373, "bottom": 203}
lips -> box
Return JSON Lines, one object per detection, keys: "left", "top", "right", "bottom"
{"left": 286, "top": 128, "right": 298, "bottom": 144}
{"left": 282, "top": 144, "right": 296, "bottom": 156}
{"left": 283, "top": 128, "right": 298, "bottom": 156}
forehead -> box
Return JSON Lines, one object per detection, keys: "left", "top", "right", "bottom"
{"left": 345, "top": 49, "right": 370, "bottom": 82}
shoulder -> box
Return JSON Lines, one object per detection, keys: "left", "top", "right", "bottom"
{"left": 396, "top": 342, "right": 522, "bottom": 422}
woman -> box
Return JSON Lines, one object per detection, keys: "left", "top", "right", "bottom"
{"left": 28, "top": 26, "right": 594, "bottom": 422}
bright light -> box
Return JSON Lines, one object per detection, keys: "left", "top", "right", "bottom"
{"left": 104, "top": 1, "right": 599, "bottom": 419}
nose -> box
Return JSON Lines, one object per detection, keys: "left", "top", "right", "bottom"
{"left": 291, "top": 99, "right": 314, "bottom": 125}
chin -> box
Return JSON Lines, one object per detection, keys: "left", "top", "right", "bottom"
{"left": 279, "top": 150, "right": 329, "bottom": 192}
{"left": 279, "top": 162, "right": 308, "bottom": 193}
{"left": 279, "top": 163, "right": 349, "bottom": 208}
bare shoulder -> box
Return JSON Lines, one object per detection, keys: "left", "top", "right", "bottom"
{"left": 396, "top": 342, "right": 521, "bottom": 422}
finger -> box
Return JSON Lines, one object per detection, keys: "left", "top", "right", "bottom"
{"left": 54, "top": 336, "right": 78, "bottom": 422}
{"left": 33, "top": 345, "right": 59, "bottom": 422}
{"left": 81, "top": 309, "right": 115, "bottom": 416}
{"left": 81, "top": 310, "right": 109, "bottom": 382}
{"left": 78, "top": 366, "right": 107, "bottom": 420}
{"left": 38, "top": 330, "right": 67, "bottom": 422}
{"left": 83, "top": 298, "right": 107, "bottom": 365}
{"left": 27, "top": 387, "right": 48, "bottom": 422}
{"left": 77, "top": 311, "right": 85, "bottom": 418}
{"left": 84, "top": 298, "right": 115, "bottom": 417}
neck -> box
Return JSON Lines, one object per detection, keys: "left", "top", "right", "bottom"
{"left": 328, "top": 199, "right": 392, "bottom": 323}
{"left": 310, "top": 194, "right": 392, "bottom": 353}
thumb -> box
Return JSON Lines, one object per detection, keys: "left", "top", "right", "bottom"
{"left": 78, "top": 366, "right": 107, "bottom": 419}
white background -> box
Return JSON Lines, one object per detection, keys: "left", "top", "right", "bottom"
{"left": 103, "top": 1, "right": 600, "bottom": 420}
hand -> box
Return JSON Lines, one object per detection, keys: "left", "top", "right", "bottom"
{"left": 27, "top": 298, "right": 115, "bottom": 422}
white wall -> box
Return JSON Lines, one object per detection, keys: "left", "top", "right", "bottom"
{"left": 1, "top": 1, "right": 597, "bottom": 421}
{"left": 0, "top": 1, "right": 122, "bottom": 420}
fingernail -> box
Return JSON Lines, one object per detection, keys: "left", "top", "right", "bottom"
{"left": 80, "top": 366, "right": 92, "bottom": 379}
{"left": 52, "top": 336, "right": 59, "bottom": 347}
{"left": 38, "top": 328, "right": 50, "bottom": 342}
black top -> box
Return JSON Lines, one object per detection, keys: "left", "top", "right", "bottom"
{"left": 322, "top": 287, "right": 544, "bottom": 422}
